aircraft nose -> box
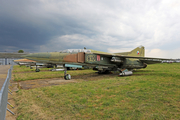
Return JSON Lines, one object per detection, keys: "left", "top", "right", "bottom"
{"left": 22, "top": 53, "right": 51, "bottom": 61}
{"left": 22, "top": 53, "right": 39, "bottom": 59}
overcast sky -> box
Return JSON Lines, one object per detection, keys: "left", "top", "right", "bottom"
{"left": 0, "top": 0, "right": 180, "bottom": 58}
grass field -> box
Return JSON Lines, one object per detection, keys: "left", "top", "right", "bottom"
{"left": 13, "top": 65, "right": 51, "bottom": 73}
{"left": 13, "top": 66, "right": 94, "bottom": 81}
{"left": 13, "top": 63, "right": 180, "bottom": 119}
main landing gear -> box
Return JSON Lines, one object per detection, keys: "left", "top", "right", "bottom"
{"left": 63, "top": 65, "right": 71, "bottom": 80}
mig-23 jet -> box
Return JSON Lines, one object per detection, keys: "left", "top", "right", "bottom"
{"left": 23, "top": 46, "right": 172, "bottom": 80}
{"left": 14, "top": 58, "right": 54, "bottom": 69}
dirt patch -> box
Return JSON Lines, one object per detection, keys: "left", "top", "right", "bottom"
{"left": 18, "top": 78, "right": 77, "bottom": 89}
{"left": 11, "top": 73, "right": 119, "bottom": 90}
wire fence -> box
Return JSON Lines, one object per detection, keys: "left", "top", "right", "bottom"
{"left": 0, "top": 65, "right": 13, "bottom": 120}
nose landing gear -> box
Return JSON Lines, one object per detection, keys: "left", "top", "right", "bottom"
{"left": 35, "top": 65, "right": 40, "bottom": 72}
{"left": 64, "top": 74, "right": 71, "bottom": 80}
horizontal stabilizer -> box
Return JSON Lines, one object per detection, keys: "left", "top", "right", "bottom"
{"left": 140, "top": 59, "right": 162, "bottom": 64}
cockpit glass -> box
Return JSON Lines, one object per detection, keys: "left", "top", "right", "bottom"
{"left": 60, "top": 49, "right": 91, "bottom": 53}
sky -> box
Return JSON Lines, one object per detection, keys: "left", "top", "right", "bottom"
{"left": 0, "top": 0, "right": 180, "bottom": 58}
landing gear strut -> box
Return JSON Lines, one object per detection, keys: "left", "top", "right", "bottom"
{"left": 35, "top": 65, "right": 40, "bottom": 72}
{"left": 63, "top": 65, "right": 71, "bottom": 80}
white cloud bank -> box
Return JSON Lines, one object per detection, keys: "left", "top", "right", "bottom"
{"left": 108, "top": 47, "right": 180, "bottom": 59}
{"left": 0, "top": 0, "right": 180, "bottom": 58}
{"left": 146, "top": 48, "right": 180, "bottom": 59}
{"left": 38, "top": 0, "right": 180, "bottom": 57}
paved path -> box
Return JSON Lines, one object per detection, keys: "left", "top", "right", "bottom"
{"left": 0, "top": 65, "right": 11, "bottom": 90}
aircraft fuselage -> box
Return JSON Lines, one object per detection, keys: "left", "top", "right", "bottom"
{"left": 24, "top": 51, "right": 147, "bottom": 71}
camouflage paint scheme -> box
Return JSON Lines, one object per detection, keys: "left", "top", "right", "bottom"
{"left": 14, "top": 59, "right": 36, "bottom": 66}
{"left": 23, "top": 46, "right": 171, "bottom": 74}
{"left": 14, "top": 58, "right": 55, "bottom": 68}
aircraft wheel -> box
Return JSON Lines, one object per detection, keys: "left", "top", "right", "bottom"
{"left": 98, "top": 71, "right": 102, "bottom": 74}
{"left": 98, "top": 70, "right": 110, "bottom": 74}
{"left": 35, "top": 69, "right": 40, "bottom": 72}
{"left": 64, "top": 74, "right": 71, "bottom": 80}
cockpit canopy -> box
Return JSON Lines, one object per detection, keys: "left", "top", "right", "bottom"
{"left": 60, "top": 49, "right": 91, "bottom": 53}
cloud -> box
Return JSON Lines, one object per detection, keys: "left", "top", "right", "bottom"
{"left": 146, "top": 48, "right": 180, "bottom": 59}
{"left": 39, "top": 34, "right": 120, "bottom": 52}
{"left": 0, "top": 0, "right": 180, "bottom": 58}
{"left": 108, "top": 47, "right": 180, "bottom": 59}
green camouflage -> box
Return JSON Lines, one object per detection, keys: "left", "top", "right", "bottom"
{"left": 23, "top": 46, "right": 171, "bottom": 76}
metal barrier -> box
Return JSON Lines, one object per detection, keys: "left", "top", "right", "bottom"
{"left": 0, "top": 65, "right": 13, "bottom": 120}
{"left": 0, "top": 58, "right": 20, "bottom": 65}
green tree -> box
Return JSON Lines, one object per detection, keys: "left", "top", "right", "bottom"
{"left": 18, "top": 50, "right": 24, "bottom": 53}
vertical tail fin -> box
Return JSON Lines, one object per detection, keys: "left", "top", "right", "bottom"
{"left": 129, "top": 46, "right": 145, "bottom": 57}
{"left": 115, "top": 46, "right": 145, "bottom": 57}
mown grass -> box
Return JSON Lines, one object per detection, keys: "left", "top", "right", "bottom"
{"left": 13, "top": 65, "right": 51, "bottom": 73}
{"left": 14, "top": 63, "right": 180, "bottom": 119}
{"left": 13, "top": 65, "right": 94, "bottom": 81}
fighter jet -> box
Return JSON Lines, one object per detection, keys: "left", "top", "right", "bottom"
{"left": 14, "top": 59, "right": 36, "bottom": 66}
{"left": 23, "top": 46, "right": 173, "bottom": 80}
{"left": 14, "top": 58, "right": 54, "bottom": 71}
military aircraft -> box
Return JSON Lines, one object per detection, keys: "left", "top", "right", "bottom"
{"left": 14, "top": 58, "right": 54, "bottom": 71}
{"left": 23, "top": 46, "right": 173, "bottom": 80}
{"left": 14, "top": 59, "right": 36, "bottom": 66}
